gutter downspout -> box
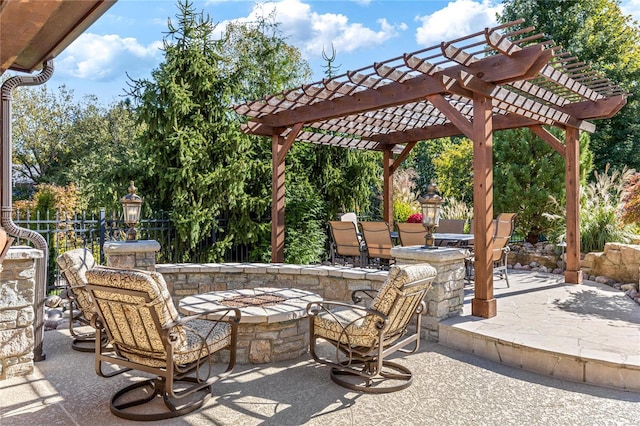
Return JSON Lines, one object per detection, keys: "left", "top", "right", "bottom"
{"left": 1, "top": 60, "right": 54, "bottom": 361}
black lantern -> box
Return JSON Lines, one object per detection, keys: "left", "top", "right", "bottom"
{"left": 121, "top": 181, "right": 143, "bottom": 241}
{"left": 418, "top": 181, "right": 444, "bottom": 249}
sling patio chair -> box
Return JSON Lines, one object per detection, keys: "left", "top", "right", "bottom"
{"left": 465, "top": 213, "right": 517, "bottom": 287}
{"left": 328, "top": 220, "right": 366, "bottom": 266}
{"left": 360, "top": 221, "right": 395, "bottom": 269}
{"left": 396, "top": 222, "right": 426, "bottom": 247}
{"left": 85, "top": 266, "right": 240, "bottom": 421}
{"left": 56, "top": 248, "right": 107, "bottom": 352}
{"left": 307, "top": 263, "right": 437, "bottom": 393}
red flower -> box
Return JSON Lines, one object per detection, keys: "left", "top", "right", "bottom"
{"left": 407, "top": 213, "right": 423, "bottom": 223}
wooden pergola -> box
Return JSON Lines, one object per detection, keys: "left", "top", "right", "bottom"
{"left": 234, "top": 20, "right": 627, "bottom": 318}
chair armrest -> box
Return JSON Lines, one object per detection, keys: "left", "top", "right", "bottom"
{"left": 307, "top": 300, "right": 387, "bottom": 322}
{"left": 174, "top": 307, "right": 242, "bottom": 326}
{"left": 351, "top": 289, "right": 378, "bottom": 305}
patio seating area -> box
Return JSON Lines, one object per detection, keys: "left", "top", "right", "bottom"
{"left": 2, "top": 271, "right": 638, "bottom": 425}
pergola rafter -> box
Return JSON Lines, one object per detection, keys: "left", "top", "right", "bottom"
{"left": 233, "top": 20, "right": 627, "bottom": 319}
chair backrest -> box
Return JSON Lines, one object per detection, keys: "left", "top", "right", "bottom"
{"left": 493, "top": 213, "right": 516, "bottom": 261}
{"left": 365, "top": 264, "right": 436, "bottom": 340}
{"left": 85, "top": 266, "right": 184, "bottom": 366}
{"left": 469, "top": 219, "right": 497, "bottom": 236}
{"left": 437, "top": 219, "right": 466, "bottom": 234}
{"left": 360, "top": 221, "right": 393, "bottom": 259}
{"left": 396, "top": 222, "right": 426, "bottom": 246}
{"left": 57, "top": 248, "right": 97, "bottom": 319}
{"left": 339, "top": 212, "right": 358, "bottom": 226}
{"left": 329, "top": 221, "right": 362, "bottom": 257}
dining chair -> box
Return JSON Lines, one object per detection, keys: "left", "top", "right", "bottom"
{"left": 396, "top": 222, "right": 426, "bottom": 246}
{"left": 360, "top": 221, "right": 395, "bottom": 268}
{"left": 328, "top": 220, "right": 366, "bottom": 266}
{"left": 465, "top": 213, "right": 516, "bottom": 287}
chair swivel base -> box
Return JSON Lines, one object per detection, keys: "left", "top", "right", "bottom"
{"left": 330, "top": 360, "right": 413, "bottom": 393}
{"left": 110, "top": 376, "right": 211, "bottom": 421}
{"left": 71, "top": 331, "right": 109, "bottom": 353}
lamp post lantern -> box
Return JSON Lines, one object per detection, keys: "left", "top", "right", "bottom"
{"left": 418, "top": 180, "right": 444, "bottom": 249}
{"left": 121, "top": 181, "right": 143, "bottom": 242}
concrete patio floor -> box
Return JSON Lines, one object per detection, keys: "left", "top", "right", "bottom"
{"left": 1, "top": 271, "right": 639, "bottom": 425}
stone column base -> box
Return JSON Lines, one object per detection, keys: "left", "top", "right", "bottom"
{"left": 104, "top": 240, "right": 160, "bottom": 271}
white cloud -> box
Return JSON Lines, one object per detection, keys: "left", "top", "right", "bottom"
{"left": 218, "top": 0, "right": 406, "bottom": 58}
{"left": 621, "top": 0, "right": 640, "bottom": 23}
{"left": 415, "top": 0, "right": 503, "bottom": 47}
{"left": 56, "top": 33, "right": 162, "bottom": 81}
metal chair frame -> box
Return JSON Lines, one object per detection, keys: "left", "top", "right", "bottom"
{"left": 86, "top": 268, "right": 240, "bottom": 421}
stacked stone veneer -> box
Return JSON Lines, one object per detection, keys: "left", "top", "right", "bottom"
{"left": 104, "top": 240, "right": 160, "bottom": 271}
{"left": 156, "top": 263, "right": 389, "bottom": 306}
{"left": 157, "top": 259, "right": 464, "bottom": 345}
{"left": 390, "top": 247, "right": 467, "bottom": 341}
{"left": 0, "top": 247, "right": 43, "bottom": 380}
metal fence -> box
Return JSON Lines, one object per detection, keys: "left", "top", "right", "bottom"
{"left": 11, "top": 209, "right": 253, "bottom": 293}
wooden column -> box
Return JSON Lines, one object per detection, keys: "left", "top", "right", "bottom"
{"left": 271, "top": 134, "right": 286, "bottom": 263}
{"left": 471, "top": 93, "right": 496, "bottom": 318}
{"left": 382, "top": 148, "right": 394, "bottom": 226}
{"left": 564, "top": 127, "right": 583, "bottom": 283}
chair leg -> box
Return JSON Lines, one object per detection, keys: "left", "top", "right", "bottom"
{"left": 329, "top": 360, "right": 413, "bottom": 394}
{"left": 110, "top": 376, "right": 212, "bottom": 421}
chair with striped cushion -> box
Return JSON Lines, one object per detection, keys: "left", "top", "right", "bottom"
{"left": 307, "top": 263, "right": 436, "bottom": 393}
{"left": 57, "top": 248, "right": 103, "bottom": 352}
{"left": 85, "top": 266, "right": 240, "bottom": 421}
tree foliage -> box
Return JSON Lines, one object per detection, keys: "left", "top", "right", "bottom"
{"left": 499, "top": 0, "right": 640, "bottom": 172}
{"left": 11, "top": 85, "right": 78, "bottom": 185}
{"left": 128, "top": 1, "right": 259, "bottom": 261}
{"left": 493, "top": 128, "right": 593, "bottom": 243}
{"left": 433, "top": 138, "right": 474, "bottom": 202}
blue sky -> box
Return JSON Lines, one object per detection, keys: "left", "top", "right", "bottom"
{"left": 46, "top": 0, "right": 640, "bottom": 105}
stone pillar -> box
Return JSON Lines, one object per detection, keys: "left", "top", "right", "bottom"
{"left": 104, "top": 240, "right": 160, "bottom": 271}
{"left": 0, "top": 246, "right": 43, "bottom": 380}
{"left": 391, "top": 246, "right": 468, "bottom": 341}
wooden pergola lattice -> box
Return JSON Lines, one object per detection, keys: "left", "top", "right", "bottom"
{"left": 234, "top": 20, "right": 627, "bottom": 318}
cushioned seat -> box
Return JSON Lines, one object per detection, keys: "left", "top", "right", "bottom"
{"left": 86, "top": 266, "right": 240, "bottom": 421}
{"left": 308, "top": 263, "right": 436, "bottom": 393}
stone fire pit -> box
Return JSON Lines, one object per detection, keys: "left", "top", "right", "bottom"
{"left": 179, "top": 287, "right": 322, "bottom": 364}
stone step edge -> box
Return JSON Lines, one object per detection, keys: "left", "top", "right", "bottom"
{"left": 438, "top": 324, "right": 640, "bottom": 393}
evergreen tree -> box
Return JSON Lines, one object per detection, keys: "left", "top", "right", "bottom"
{"left": 128, "top": 1, "right": 254, "bottom": 261}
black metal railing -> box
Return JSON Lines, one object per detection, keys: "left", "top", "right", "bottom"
{"left": 11, "top": 209, "right": 254, "bottom": 293}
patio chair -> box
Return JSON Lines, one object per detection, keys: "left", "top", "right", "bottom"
{"left": 465, "top": 213, "right": 516, "bottom": 287}
{"left": 85, "top": 266, "right": 240, "bottom": 421}
{"left": 329, "top": 220, "right": 366, "bottom": 266}
{"left": 360, "top": 221, "right": 395, "bottom": 268}
{"left": 56, "top": 248, "right": 105, "bottom": 352}
{"left": 307, "top": 263, "right": 437, "bottom": 393}
{"left": 396, "top": 222, "right": 426, "bottom": 246}
{"left": 437, "top": 219, "right": 466, "bottom": 234}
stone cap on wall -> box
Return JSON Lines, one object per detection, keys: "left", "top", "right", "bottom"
{"left": 3, "top": 246, "right": 44, "bottom": 260}
{"left": 156, "top": 262, "right": 389, "bottom": 281}
{"left": 104, "top": 240, "right": 161, "bottom": 254}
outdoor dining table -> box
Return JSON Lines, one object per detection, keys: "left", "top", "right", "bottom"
{"left": 389, "top": 231, "right": 474, "bottom": 247}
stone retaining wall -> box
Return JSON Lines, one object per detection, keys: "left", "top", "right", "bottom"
{"left": 582, "top": 243, "right": 640, "bottom": 284}
{"left": 0, "top": 247, "right": 43, "bottom": 380}
{"left": 156, "top": 263, "right": 390, "bottom": 307}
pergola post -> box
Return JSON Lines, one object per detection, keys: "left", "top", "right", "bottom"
{"left": 382, "top": 148, "right": 394, "bottom": 227}
{"left": 471, "top": 93, "right": 496, "bottom": 318}
{"left": 564, "top": 127, "right": 583, "bottom": 283}
{"left": 271, "top": 134, "right": 286, "bottom": 263}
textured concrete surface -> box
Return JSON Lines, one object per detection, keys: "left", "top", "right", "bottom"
{"left": 2, "top": 271, "right": 639, "bottom": 425}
